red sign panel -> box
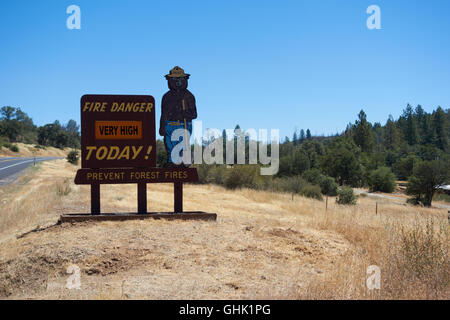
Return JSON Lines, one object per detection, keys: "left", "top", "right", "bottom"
{"left": 81, "top": 94, "right": 156, "bottom": 169}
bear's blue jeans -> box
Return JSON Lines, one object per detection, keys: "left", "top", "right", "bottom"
{"left": 164, "top": 120, "right": 192, "bottom": 164}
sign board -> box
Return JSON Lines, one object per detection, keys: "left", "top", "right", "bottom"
{"left": 74, "top": 92, "right": 210, "bottom": 219}
{"left": 81, "top": 94, "right": 156, "bottom": 169}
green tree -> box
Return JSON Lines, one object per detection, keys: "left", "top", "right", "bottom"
{"left": 0, "top": 106, "right": 21, "bottom": 141}
{"left": 336, "top": 186, "right": 357, "bottom": 205}
{"left": 406, "top": 160, "right": 449, "bottom": 207}
{"left": 299, "top": 129, "right": 305, "bottom": 143}
{"left": 401, "top": 104, "right": 419, "bottom": 145}
{"left": 368, "top": 166, "right": 396, "bottom": 193}
{"left": 37, "top": 122, "right": 68, "bottom": 148}
{"left": 321, "top": 137, "right": 362, "bottom": 186}
{"left": 352, "top": 110, "right": 374, "bottom": 153}
{"left": 393, "top": 154, "right": 418, "bottom": 180}
{"left": 300, "top": 140, "right": 325, "bottom": 169}
{"left": 432, "top": 107, "right": 448, "bottom": 151}
{"left": 278, "top": 148, "right": 310, "bottom": 177}
{"left": 421, "top": 115, "right": 436, "bottom": 145}
{"left": 306, "top": 129, "right": 312, "bottom": 140}
{"left": 384, "top": 115, "right": 399, "bottom": 150}
{"left": 320, "top": 176, "right": 338, "bottom": 196}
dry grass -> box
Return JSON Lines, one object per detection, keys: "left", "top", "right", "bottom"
{"left": 0, "top": 161, "right": 73, "bottom": 240}
{"left": 0, "top": 143, "right": 69, "bottom": 158}
{"left": 291, "top": 199, "right": 449, "bottom": 299}
{"left": 0, "top": 160, "right": 448, "bottom": 300}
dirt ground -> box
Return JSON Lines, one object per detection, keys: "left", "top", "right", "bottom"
{"left": 0, "top": 160, "right": 447, "bottom": 299}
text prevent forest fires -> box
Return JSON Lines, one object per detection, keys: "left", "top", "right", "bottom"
{"left": 81, "top": 95, "right": 156, "bottom": 168}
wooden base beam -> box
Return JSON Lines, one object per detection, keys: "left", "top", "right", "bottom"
{"left": 60, "top": 212, "right": 217, "bottom": 223}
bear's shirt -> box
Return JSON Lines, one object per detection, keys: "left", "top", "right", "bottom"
{"left": 160, "top": 89, "right": 197, "bottom": 124}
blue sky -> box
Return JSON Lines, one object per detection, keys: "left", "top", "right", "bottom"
{"left": 1, "top": 0, "right": 449, "bottom": 139}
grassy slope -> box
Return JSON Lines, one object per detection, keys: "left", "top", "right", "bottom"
{"left": 0, "top": 160, "right": 448, "bottom": 299}
{"left": 0, "top": 143, "right": 69, "bottom": 158}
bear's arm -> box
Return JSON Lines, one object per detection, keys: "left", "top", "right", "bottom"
{"left": 183, "top": 92, "right": 197, "bottom": 120}
{"left": 159, "top": 94, "right": 167, "bottom": 136}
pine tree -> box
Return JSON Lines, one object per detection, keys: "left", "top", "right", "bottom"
{"left": 299, "top": 129, "right": 305, "bottom": 143}
{"left": 422, "top": 115, "right": 436, "bottom": 145}
{"left": 352, "top": 110, "right": 374, "bottom": 153}
{"left": 293, "top": 130, "right": 298, "bottom": 146}
{"left": 433, "top": 106, "right": 448, "bottom": 151}
{"left": 402, "top": 104, "right": 419, "bottom": 145}
{"left": 415, "top": 104, "right": 426, "bottom": 141}
{"left": 384, "top": 115, "right": 398, "bottom": 150}
{"left": 306, "top": 129, "right": 312, "bottom": 140}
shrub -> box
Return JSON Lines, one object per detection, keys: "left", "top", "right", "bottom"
{"left": 56, "top": 178, "right": 71, "bottom": 196}
{"left": 195, "top": 163, "right": 212, "bottom": 184}
{"left": 336, "top": 186, "right": 357, "bottom": 205}
{"left": 406, "top": 197, "right": 421, "bottom": 206}
{"left": 368, "top": 166, "right": 396, "bottom": 193}
{"left": 434, "top": 193, "right": 450, "bottom": 203}
{"left": 272, "top": 176, "right": 309, "bottom": 194}
{"left": 205, "top": 165, "right": 228, "bottom": 185}
{"left": 302, "top": 168, "right": 323, "bottom": 185}
{"left": 388, "top": 219, "right": 449, "bottom": 297}
{"left": 224, "top": 165, "right": 262, "bottom": 190}
{"left": 299, "top": 185, "right": 323, "bottom": 201}
{"left": 320, "top": 176, "right": 338, "bottom": 196}
{"left": 4, "top": 143, "right": 19, "bottom": 152}
{"left": 66, "top": 150, "right": 79, "bottom": 165}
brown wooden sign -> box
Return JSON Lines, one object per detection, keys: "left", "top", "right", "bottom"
{"left": 73, "top": 90, "right": 212, "bottom": 220}
{"left": 81, "top": 94, "right": 156, "bottom": 169}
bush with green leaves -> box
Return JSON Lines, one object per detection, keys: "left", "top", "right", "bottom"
{"left": 368, "top": 166, "right": 396, "bottom": 193}
{"left": 195, "top": 163, "right": 212, "bottom": 184}
{"left": 393, "top": 155, "right": 418, "bottom": 180}
{"left": 205, "top": 165, "right": 228, "bottom": 185}
{"left": 224, "top": 165, "right": 264, "bottom": 190}
{"left": 336, "top": 186, "right": 357, "bottom": 205}
{"left": 319, "top": 176, "right": 338, "bottom": 196}
{"left": 302, "top": 168, "right": 323, "bottom": 185}
{"left": 66, "top": 150, "right": 79, "bottom": 165}
{"left": 3, "top": 142, "right": 19, "bottom": 152}
{"left": 299, "top": 185, "right": 323, "bottom": 201}
{"left": 271, "top": 176, "right": 308, "bottom": 194}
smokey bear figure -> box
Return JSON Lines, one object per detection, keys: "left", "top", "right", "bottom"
{"left": 159, "top": 66, "right": 197, "bottom": 167}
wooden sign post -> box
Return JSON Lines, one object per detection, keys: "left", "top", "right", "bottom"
{"left": 61, "top": 94, "right": 216, "bottom": 222}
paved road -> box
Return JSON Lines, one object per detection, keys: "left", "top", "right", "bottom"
{"left": 0, "top": 157, "right": 62, "bottom": 186}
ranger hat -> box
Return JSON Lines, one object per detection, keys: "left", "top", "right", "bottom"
{"left": 165, "top": 66, "right": 190, "bottom": 78}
